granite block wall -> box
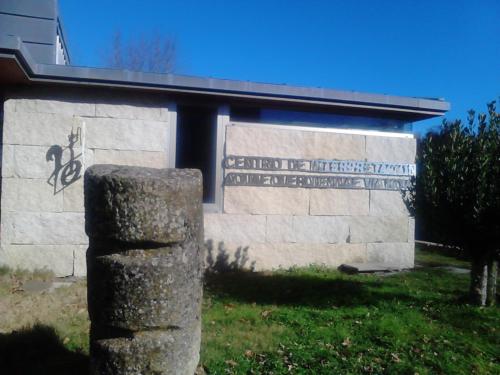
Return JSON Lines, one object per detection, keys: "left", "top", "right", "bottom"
{"left": 1, "top": 87, "right": 171, "bottom": 276}
{"left": 204, "top": 123, "right": 415, "bottom": 271}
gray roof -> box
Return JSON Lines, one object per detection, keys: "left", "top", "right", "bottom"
{"left": 0, "top": 33, "right": 449, "bottom": 120}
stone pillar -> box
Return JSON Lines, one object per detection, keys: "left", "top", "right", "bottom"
{"left": 84, "top": 165, "right": 204, "bottom": 375}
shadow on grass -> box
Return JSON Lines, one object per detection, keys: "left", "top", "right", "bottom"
{"left": 0, "top": 324, "right": 88, "bottom": 375}
{"left": 204, "top": 270, "right": 418, "bottom": 308}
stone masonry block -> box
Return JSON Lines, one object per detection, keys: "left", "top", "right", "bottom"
{"left": 204, "top": 214, "right": 266, "bottom": 244}
{"left": 93, "top": 149, "right": 168, "bottom": 169}
{"left": 310, "top": 189, "right": 369, "bottom": 216}
{"left": 206, "top": 242, "right": 367, "bottom": 271}
{"left": 2, "top": 178, "right": 63, "bottom": 212}
{"left": 0, "top": 245, "right": 76, "bottom": 277}
{"left": 84, "top": 117, "right": 167, "bottom": 152}
{"left": 311, "top": 132, "right": 365, "bottom": 160}
{"left": 1, "top": 144, "right": 15, "bottom": 178}
{"left": 3, "top": 112, "right": 81, "bottom": 146}
{"left": 366, "top": 136, "right": 416, "bottom": 163}
{"left": 367, "top": 242, "right": 415, "bottom": 268}
{"left": 14, "top": 97, "right": 96, "bottom": 117}
{"left": 73, "top": 245, "right": 88, "bottom": 277}
{"left": 226, "top": 125, "right": 316, "bottom": 159}
{"left": 408, "top": 217, "right": 415, "bottom": 242}
{"left": 349, "top": 216, "right": 408, "bottom": 243}
{"left": 2, "top": 212, "right": 87, "bottom": 245}
{"left": 369, "top": 190, "right": 410, "bottom": 217}
{"left": 90, "top": 326, "right": 200, "bottom": 375}
{"left": 87, "top": 247, "right": 202, "bottom": 331}
{"left": 63, "top": 179, "right": 84, "bottom": 212}
{"left": 293, "top": 216, "right": 350, "bottom": 244}
{"left": 85, "top": 165, "right": 203, "bottom": 245}
{"left": 96, "top": 99, "right": 168, "bottom": 121}
{"left": 224, "top": 186, "right": 309, "bottom": 215}
{"left": 266, "top": 215, "right": 295, "bottom": 243}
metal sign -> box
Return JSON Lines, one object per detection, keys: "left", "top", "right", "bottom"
{"left": 223, "top": 155, "right": 415, "bottom": 177}
{"left": 223, "top": 155, "right": 414, "bottom": 191}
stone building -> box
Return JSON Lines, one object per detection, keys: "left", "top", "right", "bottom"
{"left": 0, "top": 0, "right": 449, "bottom": 276}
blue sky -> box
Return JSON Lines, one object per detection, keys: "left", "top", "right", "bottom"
{"left": 59, "top": 0, "right": 499, "bottom": 134}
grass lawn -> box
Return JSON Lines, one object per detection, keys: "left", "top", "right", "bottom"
{"left": 0, "top": 247, "right": 498, "bottom": 374}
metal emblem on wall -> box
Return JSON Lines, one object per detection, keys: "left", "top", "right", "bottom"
{"left": 223, "top": 155, "right": 415, "bottom": 191}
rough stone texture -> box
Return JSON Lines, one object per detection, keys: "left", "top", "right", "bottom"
{"left": 63, "top": 179, "right": 85, "bottom": 212}
{"left": 0, "top": 245, "right": 77, "bottom": 277}
{"left": 408, "top": 217, "right": 415, "bottom": 242}
{"left": 366, "top": 136, "right": 416, "bottom": 163}
{"left": 85, "top": 166, "right": 202, "bottom": 244}
{"left": 73, "top": 245, "right": 88, "bottom": 277}
{"left": 85, "top": 165, "right": 203, "bottom": 375}
{"left": 3, "top": 111, "right": 82, "bottom": 147}
{"left": 366, "top": 242, "right": 414, "bottom": 268}
{"left": 349, "top": 216, "right": 408, "bottom": 243}
{"left": 292, "top": 216, "right": 349, "bottom": 244}
{"left": 90, "top": 327, "right": 200, "bottom": 375}
{"left": 96, "top": 99, "right": 168, "bottom": 121}
{"left": 206, "top": 242, "right": 367, "bottom": 271}
{"left": 369, "top": 190, "right": 410, "bottom": 217}
{"left": 311, "top": 132, "right": 365, "bottom": 160}
{"left": 266, "top": 216, "right": 295, "bottom": 243}
{"left": 310, "top": 189, "right": 370, "bottom": 216}
{"left": 1, "top": 144, "right": 15, "bottom": 178}
{"left": 2, "top": 178, "right": 63, "bottom": 212}
{"left": 224, "top": 186, "right": 309, "bottom": 215}
{"left": 204, "top": 214, "right": 266, "bottom": 244}
{"left": 93, "top": 149, "right": 168, "bottom": 169}
{"left": 87, "top": 247, "right": 202, "bottom": 331}
{"left": 2, "top": 212, "right": 87, "bottom": 245}
{"left": 226, "top": 124, "right": 366, "bottom": 160}
{"left": 84, "top": 117, "right": 167, "bottom": 151}
{"left": 14, "top": 97, "right": 96, "bottom": 117}
{"left": 226, "top": 125, "right": 316, "bottom": 159}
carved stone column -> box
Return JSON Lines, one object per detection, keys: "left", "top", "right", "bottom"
{"left": 85, "top": 165, "right": 203, "bottom": 375}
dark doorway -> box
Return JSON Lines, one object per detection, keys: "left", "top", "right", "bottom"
{"left": 175, "top": 105, "right": 217, "bottom": 203}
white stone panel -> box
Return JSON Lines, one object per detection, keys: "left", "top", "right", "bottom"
{"left": 408, "top": 217, "right": 415, "bottom": 242}
{"left": 311, "top": 132, "right": 365, "bottom": 160}
{"left": 0, "top": 245, "right": 77, "bottom": 277}
{"left": 2, "top": 212, "right": 87, "bottom": 245}
{"left": 366, "top": 136, "right": 416, "bottom": 163}
{"left": 266, "top": 215, "right": 295, "bottom": 243}
{"left": 205, "top": 242, "right": 367, "bottom": 271}
{"left": 292, "top": 216, "right": 350, "bottom": 244}
{"left": 369, "top": 190, "right": 410, "bottom": 217}
{"left": 226, "top": 125, "right": 316, "bottom": 159}
{"left": 224, "top": 186, "right": 309, "bottom": 215}
{"left": 3, "top": 112, "right": 81, "bottom": 146}
{"left": 367, "top": 242, "right": 415, "bottom": 268}
{"left": 15, "top": 97, "right": 96, "bottom": 117}
{"left": 1, "top": 144, "right": 15, "bottom": 178}
{"left": 204, "top": 214, "right": 266, "bottom": 244}
{"left": 73, "top": 245, "right": 88, "bottom": 277}
{"left": 96, "top": 97, "right": 168, "bottom": 121}
{"left": 84, "top": 117, "right": 167, "bottom": 151}
{"left": 63, "top": 179, "right": 84, "bottom": 212}
{"left": 349, "top": 216, "right": 408, "bottom": 243}
{"left": 93, "top": 149, "right": 168, "bottom": 168}
{"left": 2, "top": 178, "right": 63, "bottom": 212}
{"left": 310, "top": 189, "right": 369, "bottom": 216}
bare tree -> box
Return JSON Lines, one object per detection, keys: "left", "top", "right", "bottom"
{"left": 105, "top": 31, "right": 176, "bottom": 73}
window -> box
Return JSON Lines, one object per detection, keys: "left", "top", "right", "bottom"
{"left": 231, "top": 106, "right": 413, "bottom": 132}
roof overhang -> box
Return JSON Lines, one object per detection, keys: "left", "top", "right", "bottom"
{"left": 0, "top": 34, "right": 449, "bottom": 121}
